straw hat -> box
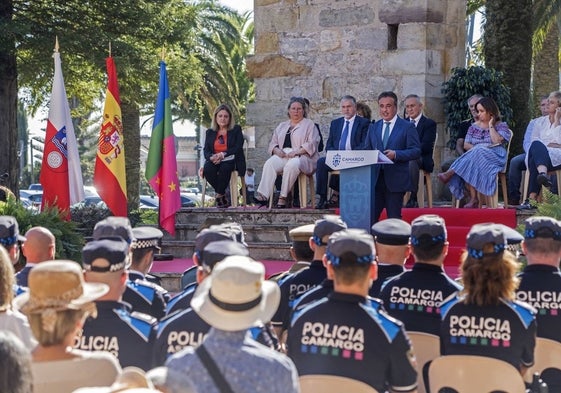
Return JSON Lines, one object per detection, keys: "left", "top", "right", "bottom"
{"left": 191, "top": 256, "right": 280, "bottom": 331}
{"left": 72, "top": 367, "right": 157, "bottom": 393}
{"left": 14, "top": 260, "right": 108, "bottom": 331}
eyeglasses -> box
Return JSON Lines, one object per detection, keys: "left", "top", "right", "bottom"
{"left": 218, "top": 135, "right": 224, "bottom": 144}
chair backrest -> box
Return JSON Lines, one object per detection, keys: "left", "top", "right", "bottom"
{"left": 428, "top": 355, "right": 526, "bottom": 393}
{"left": 501, "top": 129, "right": 514, "bottom": 173}
{"left": 525, "top": 337, "right": 561, "bottom": 383}
{"left": 299, "top": 375, "right": 379, "bottom": 393}
{"left": 407, "top": 331, "right": 440, "bottom": 393}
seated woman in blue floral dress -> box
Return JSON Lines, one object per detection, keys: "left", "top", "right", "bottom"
{"left": 437, "top": 97, "right": 510, "bottom": 208}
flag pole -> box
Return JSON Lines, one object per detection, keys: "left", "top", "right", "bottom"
{"left": 54, "top": 36, "right": 59, "bottom": 53}
{"left": 109, "top": 42, "right": 112, "bottom": 57}
{"left": 161, "top": 46, "right": 166, "bottom": 61}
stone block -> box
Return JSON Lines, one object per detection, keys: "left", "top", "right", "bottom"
{"left": 319, "top": 29, "right": 342, "bottom": 51}
{"left": 255, "top": 0, "right": 281, "bottom": 6}
{"left": 381, "top": 50, "right": 426, "bottom": 74}
{"left": 350, "top": 27, "right": 388, "bottom": 51}
{"left": 397, "top": 24, "right": 428, "bottom": 50}
{"left": 279, "top": 34, "right": 319, "bottom": 54}
{"left": 379, "top": 0, "right": 444, "bottom": 24}
{"left": 247, "top": 54, "right": 311, "bottom": 79}
{"left": 319, "top": 4, "right": 375, "bottom": 27}
{"left": 255, "top": 32, "right": 280, "bottom": 54}
{"left": 257, "top": 7, "right": 299, "bottom": 32}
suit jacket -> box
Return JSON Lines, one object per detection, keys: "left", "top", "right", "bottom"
{"left": 325, "top": 116, "right": 370, "bottom": 151}
{"left": 203, "top": 125, "right": 246, "bottom": 175}
{"left": 362, "top": 117, "right": 421, "bottom": 192}
{"left": 15, "top": 265, "right": 33, "bottom": 287}
{"left": 409, "top": 115, "right": 437, "bottom": 172}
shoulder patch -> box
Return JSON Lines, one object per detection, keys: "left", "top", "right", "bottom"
{"left": 506, "top": 299, "right": 536, "bottom": 329}
{"left": 359, "top": 302, "right": 402, "bottom": 342}
{"left": 439, "top": 293, "right": 461, "bottom": 319}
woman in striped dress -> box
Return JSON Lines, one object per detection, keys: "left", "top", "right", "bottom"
{"left": 438, "top": 97, "right": 510, "bottom": 208}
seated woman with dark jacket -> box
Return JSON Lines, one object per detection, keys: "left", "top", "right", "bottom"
{"left": 203, "top": 104, "right": 245, "bottom": 208}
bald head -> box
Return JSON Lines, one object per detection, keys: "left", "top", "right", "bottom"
{"left": 21, "top": 227, "right": 55, "bottom": 263}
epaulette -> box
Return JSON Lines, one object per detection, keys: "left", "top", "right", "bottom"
{"left": 131, "top": 311, "right": 157, "bottom": 325}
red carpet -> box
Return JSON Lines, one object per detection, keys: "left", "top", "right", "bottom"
{"left": 382, "top": 207, "right": 517, "bottom": 277}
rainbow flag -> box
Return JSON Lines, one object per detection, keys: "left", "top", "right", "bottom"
{"left": 40, "top": 44, "right": 84, "bottom": 217}
{"left": 94, "top": 57, "right": 127, "bottom": 216}
{"left": 145, "top": 61, "right": 181, "bottom": 235}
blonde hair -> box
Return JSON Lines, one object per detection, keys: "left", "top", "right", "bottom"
{"left": 28, "top": 308, "right": 91, "bottom": 346}
{"left": 211, "top": 104, "right": 235, "bottom": 131}
{"left": 460, "top": 245, "right": 519, "bottom": 306}
{"left": 0, "top": 247, "right": 14, "bottom": 311}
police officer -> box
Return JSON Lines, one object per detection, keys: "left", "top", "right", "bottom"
{"left": 517, "top": 216, "right": 561, "bottom": 390}
{"left": 286, "top": 229, "right": 418, "bottom": 392}
{"left": 369, "top": 218, "right": 411, "bottom": 297}
{"left": 0, "top": 216, "right": 26, "bottom": 268}
{"left": 92, "top": 217, "right": 168, "bottom": 320}
{"left": 165, "top": 224, "right": 238, "bottom": 315}
{"left": 379, "top": 215, "right": 462, "bottom": 335}
{"left": 440, "top": 223, "right": 536, "bottom": 372}
{"left": 271, "top": 215, "right": 347, "bottom": 341}
{"left": 126, "top": 226, "right": 170, "bottom": 304}
{"left": 268, "top": 223, "right": 315, "bottom": 282}
{"left": 153, "top": 240, "right": 277, "bottom": 366}
{"left": 79, "top": 237, "right": 157, "bottom": 371}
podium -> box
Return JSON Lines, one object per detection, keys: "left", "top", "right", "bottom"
{"left": 325, "top": 150, "right": 392, "bottom": 231}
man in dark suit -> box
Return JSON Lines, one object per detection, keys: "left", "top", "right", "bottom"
{"left": 362, "top": 91, "right": 420, "bottom": 223}
{"left": 404, "top": 94, "right": 437, "bottom": 207}
{"left": 316, "top": 95, "right": 370, "bottom": 209}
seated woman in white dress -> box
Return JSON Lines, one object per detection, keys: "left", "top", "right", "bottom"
{"left": 437, "top": 97, "right": 510, "bottom": 208}
{"left": 524, "top": 91, "right": 561, "bottom": 205}
{"left": 254, "top": 97, "right": 319, "bottom": 208}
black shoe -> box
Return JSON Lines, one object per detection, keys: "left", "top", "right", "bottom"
{"left": 316, "top": 196, "right": 328, "bottom": 210}
{"left": 516, "top": 199, "right": 536, "bottom": 211}
{"left": 253, "top": 193, "right": 268, "bottom": 206}
{"left": 507, "top": 198, "right": 520, "bottom": 206}
{"left": 327, "top": 193, "right": 339, "bottom": 208}
{"left": 537, "top": 173, "right": 552, "bottom": 188}
{"left": 405, "top": 197, "right": 418, "bottom": 208}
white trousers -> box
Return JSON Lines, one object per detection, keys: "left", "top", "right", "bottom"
{"left": 257, "top": 155, "right": 301, "bottom": 198}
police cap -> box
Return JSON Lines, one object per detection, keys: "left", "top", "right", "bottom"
{"left": 411, "top": 214, "right": 447, "bottom": 247}
{"left": 524, "top": 216, "right": 561, "bottom": 241}
{"left": 312, "top": 215, "right": 347, "bottom": 245}
{"left": 371, "top": 219, "right": 411, "bottom": 245}
{"left": 216, "top": 222, "right": 246, "bottom": 245}
{"left": 194, "top": 226, "right": 236, "bottom": 254}
{"left": 0, "top": 215, "right": 26, "bottom": 246}
{"left": 466, "top": 223, "right": 507, "bottom": 259}
{"left": 131, "top": 226, "right": 163, "bottom": 250}
{"left": 200, "top": 240, "right": 249, "bottom": 270}
{"left": 289, "top": 224, "right": 314, "bottom": 242}
{"left": 83, "top": 237, "right": 130, "bottom": 272}
{"left": 326, "top": 229, "right": 375, "bottom": 266}
{"left": 93, "top": 217, "right": 135, "bottom": 244}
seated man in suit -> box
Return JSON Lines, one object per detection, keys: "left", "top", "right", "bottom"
{"left": 362, "top": 91, "right": 420, "bottom": 223}
{"left": 316, "top": 95, "right": 370, "bottom": 209}
{"left": 403, "top": 94, "right": 437, "bottom": 208}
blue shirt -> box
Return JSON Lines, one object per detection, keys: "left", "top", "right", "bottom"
{"left": 166, "top": 328, "right": 299, "bottom": 393}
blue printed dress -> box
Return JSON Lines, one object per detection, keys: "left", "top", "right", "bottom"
{"left": 447, "top": 122, "right": 510, "bottom": 198}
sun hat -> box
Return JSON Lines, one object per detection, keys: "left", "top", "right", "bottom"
{"left": 72, "top": 367, "right": 156, "bottom": 393}
{"left": 191, "top": 256, "right": 280, "bottom": 331}
{"left": 14, "top": 260, "right": 109, "bottom": 331}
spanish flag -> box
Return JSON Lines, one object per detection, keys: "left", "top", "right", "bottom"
{"left": 40, "top": 40, "right": 84, "bottom": 217}
{"left": 145, "top": 61, "right": 181, "bottom": 235}
{"left": 94, "top": 57, "right": 127, "bottom": 217}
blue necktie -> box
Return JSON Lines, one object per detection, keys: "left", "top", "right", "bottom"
{"left": 382, "top": 121, "right": 391, "bottom": 149}
{"left": 339, "top": 120, "right": 350, "bottom": 150}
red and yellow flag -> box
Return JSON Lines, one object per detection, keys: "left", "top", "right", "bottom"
{"left": 94, "top": 57, "right": 127, "bottom": 216}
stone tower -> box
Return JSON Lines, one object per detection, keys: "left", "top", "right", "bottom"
{"left": 247, "top": 0, "right": 466, "bottom": 192}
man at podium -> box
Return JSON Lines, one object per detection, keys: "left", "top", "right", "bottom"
{"left": 362, "top": 91, "right": 420, "bottom": 222}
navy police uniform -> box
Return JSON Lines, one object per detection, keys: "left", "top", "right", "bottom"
{"left": 272, "top": 215, "right": 348, "bottom": 331}
{"left": 287, "top": 229, "right": 417, "bottom": 392}
{"left": 379, "top": 215, "right": 462, "bottom": 335}
{"left": 440, "top": 296, "right": 536, "bottom": 370}
{"left": 123, "top": 279, "right": 168, "bottom": 320}
{"left": 165, "top": 225, "right": 239, "bottom": 315}
{"left": 79, "top": 301, "right": 157, "bottom": 370}
{"left": 440, "top": 223, "right": 536, "bottom": 371}
{"left": 269, "top": 224, "right": 315, "bottom": 283}
{"left": 369, "top": 218, "right": 411, "bottom": 297}
{"left": 79, "top": 238, "right": 158, "bottom": 370}
{"left": 153, "top": 306, "right": 279, "bottom": 366}
{"left": 288, "top": 293, "right": 416, "bottom": 392}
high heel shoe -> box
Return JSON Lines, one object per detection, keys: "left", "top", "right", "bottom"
{"left": 276, "top": 196, "right": 287, "bottom": 209}
{"left": 253, "top": 192, "right": 268, "bottom": 206}
{"left": 463, "top": 199, "right": 479, "bottom": 208}
{"left": 437, "top": 171, "right": 453, "bottom": 184}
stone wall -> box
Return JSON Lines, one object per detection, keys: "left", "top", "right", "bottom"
{"left": 246, "top": 0, "right": 466, "bottom": 199}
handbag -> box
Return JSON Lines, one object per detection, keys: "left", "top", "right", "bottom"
{"left": 196, "top": 344, "right": 235, "bottom": 393}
